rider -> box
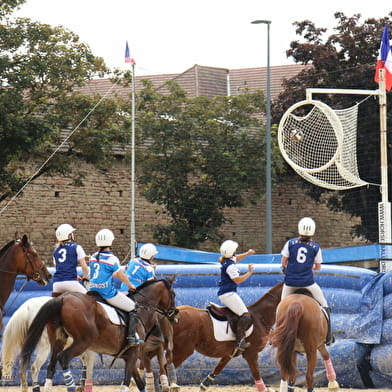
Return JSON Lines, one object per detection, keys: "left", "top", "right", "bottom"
{"left": 88, "top": 228, "right": 141, "bottom": 348}
{"left": 52, "top": 223, "right": 90, "bottom": 295}
{"left": 120, "top": 243, "right": 158, "bottom": 291}
{"left": 217, "top": 240, "right": 255, "bottom": 356}
{"left": 280, "top": 217, "right": 334, "bottom": 345}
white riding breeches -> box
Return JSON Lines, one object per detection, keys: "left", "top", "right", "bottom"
{"left": 53, "top": 280, "right": 87, "bottom": 294}
{"left": 218, "top": 291, "right": 248, "bottom": 316}
{"left": 105, "top": 292, "right": 135, "bottom": 312}
{"left": 281, "top": 283, "right": 328, "bottom": 307}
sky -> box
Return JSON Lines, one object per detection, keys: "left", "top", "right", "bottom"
{"left": 13, "top": 1, "right": 392, "bottom": 76}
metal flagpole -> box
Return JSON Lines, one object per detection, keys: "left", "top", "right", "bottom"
{"left": 130, "top": 62, "right": 136, "bottom": 259}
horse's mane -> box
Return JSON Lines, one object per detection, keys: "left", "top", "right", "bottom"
{"left": 0, "top": 240, "right": 15, "bottom": 258}
{"left": 136, "top": 278, "right": 172, "bottom": 292}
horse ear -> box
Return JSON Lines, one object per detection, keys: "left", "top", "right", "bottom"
{"left": 168, "top": 275, "right": 176, "bottom": 284}
{"left": 21, "top": 234, "right": 30, "bottom": 248}
{"left": 14, "top": 231, "right": 21, "bottom": 241}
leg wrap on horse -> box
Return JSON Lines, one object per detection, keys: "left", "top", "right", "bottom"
{"left": 167, "top": 363, "right": 178, "bottom": 384}
{"left": 279, "top": 380, "right": 288, "bottom": 392}
{"left": 44, "top": 378, "right": 53, "bottom": 392}
{"left": 160, "top": 374, "right": 169, "bottom": 391}
{"left": 323, "top": 307, "right": 335, "bottom": 345}
{"left": 323, "top": 358, "right": 336, "bottom": 381}
{"left": 145, "top": 371, "right": 155, "bottom": 392}
{"left": 84, "top": 380, "right": 93, "bottom": 392}
{"left": 200, "top": 373, "right": 215, "bottom": 390}
{"left": 255, "top": 378, "right": 266, "bottom": 392}
{"left": 63, "top": 369, "right": 76, "bottom": 392}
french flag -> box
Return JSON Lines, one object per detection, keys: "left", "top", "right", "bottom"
{"left": 374, "top": 25, "right": 392, "bottom": 91}
{"left": 125, "top": 41, "right": 136, "bottom": 65}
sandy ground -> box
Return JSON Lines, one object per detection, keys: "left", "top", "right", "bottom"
{"left": 1, "top": 386, "right": 392, "bottom": 392}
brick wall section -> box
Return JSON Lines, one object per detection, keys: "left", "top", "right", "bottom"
{"left": 0, "top": 159, "right": 365, "bottom": 263}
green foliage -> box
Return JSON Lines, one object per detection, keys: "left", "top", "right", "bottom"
{"left": 0, "top": 5, "right": 124, "bottom": 199}
{"left": 136, "top": 80, "right": 278, "bottom": 248}
{"left": 272, "top": 13, "right": 392, "bottom": 242}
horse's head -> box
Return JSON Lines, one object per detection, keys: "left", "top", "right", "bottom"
{"left": 15, "top": 234, "right": 52, "bottom": 285}
{"left": 136, "top": 276, "right": 177, "bottom": 319}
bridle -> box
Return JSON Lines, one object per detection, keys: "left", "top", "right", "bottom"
{"left": 0, "top": 239, "right": 46, "bottom": 282}
{"left": 132, "top": 279, "right": 177, "bottom": 319}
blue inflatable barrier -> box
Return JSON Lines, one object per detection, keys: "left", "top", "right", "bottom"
{"left": 1, "top": 263, "right": 391, "bottom": 388}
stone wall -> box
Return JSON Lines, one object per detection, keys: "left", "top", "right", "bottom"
{"left": 0, "top": 159, "right": 366, "bottom": 263}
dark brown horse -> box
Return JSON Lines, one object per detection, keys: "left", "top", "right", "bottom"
{"left": 0, "top": 232, "right": 51, "bottom": 331}
{"left": 270, "top": 294, "right": 339, "bottom": 392}
{"left": 170, "top": 282, "right": 284, "bottom": 392}
{"left": 20, "top": 278, "right": 177, "bottom": 392}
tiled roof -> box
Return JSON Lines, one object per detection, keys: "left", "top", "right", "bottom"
{"left": 73, "top": 63, "right": 308, "bottom": 101}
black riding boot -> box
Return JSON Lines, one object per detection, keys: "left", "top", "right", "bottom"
{"left": 323, "top": 306, "right": 335, "bottom": 345}
{"left": 232, "top": 313, "right": 252, "bottom": 357}
{"left": 126, "top": 310, "right": 141, "bottom": 347}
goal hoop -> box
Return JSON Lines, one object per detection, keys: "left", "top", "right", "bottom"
{"left": 278, "top": 99, "right": 368, "bottom": 190}
{"left": 278, "top": 100, "right": 343, "bottom": 174}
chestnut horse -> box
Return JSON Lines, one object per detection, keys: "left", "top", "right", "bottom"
{"left": 270, "top": 294, "right": 339, "bottom": 392}
{"left": 20, "top": 278, "right": 177, "bottom": 392}
{"left": 171, "top": 282, "right": 284, "bottom": 392}
{"left": 0, "top": 232, "right": 51, "bottom": 332}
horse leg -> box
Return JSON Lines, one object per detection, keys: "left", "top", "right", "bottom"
{"left": 199, "top": 356, "right": 231, "bottom": 392}
{"left": 29, "top": 342, "right": 51, "bottom": 392}
{"left": 243, "top": 352, "right": 270, "bottom": 392}
{"left": 319, "top": 345, "right": 339, "bottom": 391}
{"left": 305, "top": 350, "right": 318, "bottom": 392}
{"left": 79, "top": 350, "right": 95, "bottom": 392}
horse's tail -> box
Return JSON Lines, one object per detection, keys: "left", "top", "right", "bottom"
{"left": 270, "top": 302, "right": 303, "bottom": 381}
{"left": 20, "top": 297, "right": 63, "bottom": 374}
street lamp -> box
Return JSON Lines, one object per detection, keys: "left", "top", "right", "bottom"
{"left": 251, "top": 19, "right": 272, "bottom": 254}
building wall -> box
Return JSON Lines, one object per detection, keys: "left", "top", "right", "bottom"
{"left": 0, "top": 159, "right": 365, "bottom": 264}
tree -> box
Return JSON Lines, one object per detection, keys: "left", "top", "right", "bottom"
{"left": 136, "top": 80, "right": 285, "bottom": 248}
{"left": 272, "top": 13, "right": 392, "bottom": 242}
{"left": 0, "top": 2, "right": 126, "bottom": 200}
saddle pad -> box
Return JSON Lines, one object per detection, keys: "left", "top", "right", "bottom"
{"left": 98, "top": 302, "right": 125, "bottom": 326}
{"left": 210, "top": 314, "right": 253, "bottom": 342}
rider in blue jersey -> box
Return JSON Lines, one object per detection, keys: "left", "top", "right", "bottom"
{"left": 280, "top": 217, "right": 334, "bottom": 345}
{"left": 89, "top": 228, "right": 141, "bottom": 347}
{"left": 120, "top": 243, "right": 157, "bottom": 292}
{"left": 52, "top": 223, "right": 89, "bottom": 295}
{"left": 218, "top": 240, "right": 255, "bottom": 357}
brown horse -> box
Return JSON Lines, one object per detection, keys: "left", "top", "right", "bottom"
{"left": 170, "top": 282, "right": 284, "bottom": 392}
{"left": 0, "top": 232, "right": 51, "bottom": 331}
{"left": 270, "top": 294, "right": 339, "bottom": 392}
{"left": 20, "top": 278, "right": 177, "bottom": 392}
{"left": 139, "top": 315, "right": 179, "bottom": 392}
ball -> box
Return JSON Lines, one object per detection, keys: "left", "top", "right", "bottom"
{"left": 289, "top": 129, "right": 304, "bottom": 142}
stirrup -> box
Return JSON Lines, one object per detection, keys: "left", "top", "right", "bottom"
{"left": 326, "top": 335, "right": 335, "bottom": 346}
{"left": 126, "top": 337, "right": 143, "bottom": 348}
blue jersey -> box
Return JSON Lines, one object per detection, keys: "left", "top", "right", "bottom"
{"left": 89, "top": 251, "right": 120, "bottom": 299}
{"left": 53, "top": 242, "right": 85, "bottom": 283}
{"left": 281, "top": 238, "right": 322, "bottom": 287}
{"left": 218, "top": 258, "right": 238, "bottom": 296}
{"left": 120, "top": 257, "right": 155, "bottom": 291}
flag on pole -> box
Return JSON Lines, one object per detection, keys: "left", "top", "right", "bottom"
{"left": 125, "top": 41, "right": 136, "bottom": 65}
{"left": 374, "top": 25, "right": 392, "bottom": 91}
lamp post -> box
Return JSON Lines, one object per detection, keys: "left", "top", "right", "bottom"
{"left": 251, "top": 19, "right": 272, "bottom": 254}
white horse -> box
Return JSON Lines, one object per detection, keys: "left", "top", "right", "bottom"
{"left": 1, "top": 296, "right": 96, "bottom": 392}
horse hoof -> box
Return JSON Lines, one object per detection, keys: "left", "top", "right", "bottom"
{"left": 169, "top": 383, "right": 180, "bottom": 392}
{"left": 328, "top": 380, "right": 339, "bottom": 391}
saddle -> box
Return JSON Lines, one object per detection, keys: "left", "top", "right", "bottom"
{"left": 86, "top": 291, "right": 128, "bottom": 325}
{"left": 207, "top": 303, "right": 239, "bottom": 333}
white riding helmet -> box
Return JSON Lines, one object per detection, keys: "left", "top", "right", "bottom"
{"left": 298, "top": 217, "right": 316, "bottom": 236}
{"left": 95, "top": 229, "right": 115, "bottom": 247}
{"left": 220, "top": 240, "right": 239, "bottom": 258}
{"left": 55, "top": 223, "right": 76, "bottom": 242}
{"left": 140, "top": 243, "right": 158, "bottom": 260}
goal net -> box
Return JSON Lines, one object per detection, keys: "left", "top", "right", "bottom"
{"left": 278, "top": 100, "right": 368, "bottom": 190}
